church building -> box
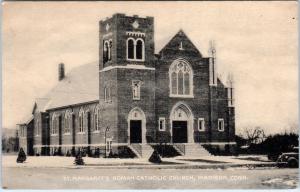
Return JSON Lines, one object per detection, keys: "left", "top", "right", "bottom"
{"left": 18, "top": 13, "right": 236, "bottom": 158}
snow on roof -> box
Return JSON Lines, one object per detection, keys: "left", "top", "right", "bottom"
{"left": 18, "top": 114, "right": 33, "bottom": 125}
{"left": 33, "top": 98, "right": 51, "bottom": 113}
{"left": 37, "top": 62, "right": 99, "bottom": 111}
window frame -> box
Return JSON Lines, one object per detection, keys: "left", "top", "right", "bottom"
{"left": 103, "top": 39, "right": 112, "bottom": 64}
{"left": 169, "top": 58, "right": 194, "bottom": 98}
{"left": 64, "top": 110, "right": 72, "bottom": 135}
{"left": 51, "top": 113, "right": 59, "bottom": 136}
{"left": 94, "top": 106, "right": 100, "bottom": 132}
{"left": 104, "top": 86, "right": 112, "bottom": 103}
{"left": 108, "top": 39, "right": 112, "bottom": 61}
{"left": 126, "top": 37, "right": 145, "bottom": 62}
{"left": 78, "top": 108, "right": 85, "bottom": 134}
{"left": 126, "top": 37, "right": 135, "bottom": 60}
{"left": 198, "top": 118, "right": 205, "bottom": 132}
{"left": 217, "top": 118, "right": 225, "bottom": 132}
{"left": 158, "top": 117, "right": 166, "bottom": 131}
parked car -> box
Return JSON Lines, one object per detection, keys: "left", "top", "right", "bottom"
{"left": 277, "top": 147, "right": 299, "bottom": 168}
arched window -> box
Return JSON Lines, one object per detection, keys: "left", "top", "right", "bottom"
{"left": 103, "top": 40, "right": 109, "bottom": 64}
{"left": 64, "top": 110, "right": 72, "bottom": 134}
{"left": 94, "top": 105, "right": 100, "bottom": 131}
{"left": 51, "top": 113, "right": 59, "bottom": 135}
{"left": 83, "top": 111, "right": 89, "bottom": 133}
{"left": 109, "top": 40, "right": 112, "bottom": 61}
{"left": 136, "top": 39, "right": 144, "bottom": 60}
{"left": 169, "top": 59, "right": 193, "bottom": 97}
{"left": 127, "top": 38, "right": 135, "bottom": 59}
{"left": 79, "top": 108, "right": 84, "bottom": 133}
{"left": 126, "top": 38, "right": 144, "bottom": 61}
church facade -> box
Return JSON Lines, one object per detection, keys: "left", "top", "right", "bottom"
{"left": 18, "top": 13, "right": 235, "bottom": 158}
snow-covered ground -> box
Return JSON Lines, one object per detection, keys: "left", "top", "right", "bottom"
{"left": 3, "top": 155, "right": 151, "bottom": 168}
{"left": 2, "top": 155, "right": 298, "bottom": 189}
{"left": 2, "top": 165, "right": 298, "bottom": 189}
{"left": 2, "top": 155, "right": 274, "bottom": 169}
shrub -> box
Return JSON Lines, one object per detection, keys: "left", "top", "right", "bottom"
{"left": 74, "top": 153, "right": 85, "bottom": 165}
{"left": 66, "top": 150, "right": 71, "bottom": 157}
{"left": 16, "top": 148, "right": 26, "bottom": 163}
{"left": 148, "top": 150, "right": 162, "bottom": 164}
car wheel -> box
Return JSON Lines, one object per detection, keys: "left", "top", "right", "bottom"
{"left": 288, "top": 158, "right": 298, "bottom": 168}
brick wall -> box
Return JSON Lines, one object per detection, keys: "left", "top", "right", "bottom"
{"left": 48, "top": 101, "right": 99, "bottom": 149}
{"left": 99, "top": 13, "right": 155, "bottom": 70}
{"left": 116, "top": 68, "right": 156, "bottom": 143}
{"left": 154, "top": 30, "right": 235, "bottom": 143}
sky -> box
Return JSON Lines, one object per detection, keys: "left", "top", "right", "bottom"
{"left": 2, "top": 1, "right": 298, "bottom": 135}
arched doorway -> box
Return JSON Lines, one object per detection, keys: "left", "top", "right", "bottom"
{"left": 127, "top": 107, "right": 146, "bottom": 144}
{"left": 170, "top": 102, "right": 194, "bottom": 143}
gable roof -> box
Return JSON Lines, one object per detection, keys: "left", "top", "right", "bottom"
{"left": 159, "top": 30, "right": 202, "bottom": 57}
{"left": 18, "top": 114, "right": 34, "bottom": 125}
{"left": 32, "top": 98, "right": 51, "bottom": 113}
{"left": 34, "top": 61, "right": 99, "bottom": 111}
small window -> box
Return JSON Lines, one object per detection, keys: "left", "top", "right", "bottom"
{"left": 103, "top": 41, "right": 109, "bottom": 64}
{"left": 218, "top": 118, "right": 224, "bottom": 131}
{"left": 132, "top": 80, "right": 141, "bottom": 100}
{"left": 159, "top": 117, "right": 166, "bottom": 131}
{"left": 104, "top": 86, "right": 112, "bottom": 103}
{"left": 108, "top": 40, "right": 112, "bottom": 61}
{"left": 198, "top": 118, "right": 205, "bottom": 132}
{"left": 127, "top": 38, "right": 135, "bottom": 59}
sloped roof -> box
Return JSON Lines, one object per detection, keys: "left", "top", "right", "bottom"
{"left": 32, "top": 98, "right": 51, "bottom": 113}
{"left": 34, "top": 62, "right": 99, "bottom": 111}
{"left": 18, "top": 114, "right": 34, "bottom": 125}
{"left": 159, "top": 30, "right": 202, "bottom": 57}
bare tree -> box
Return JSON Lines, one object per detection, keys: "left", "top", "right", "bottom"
{"left": 243, "top": 126, "right": 266, "bottom": 145}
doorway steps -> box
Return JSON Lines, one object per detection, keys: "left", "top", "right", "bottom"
{"left": 173, "top": 143, "right": 211, "bottom": 157}
{"left": 129, "top": 144, "right": 154, "bottom": 159}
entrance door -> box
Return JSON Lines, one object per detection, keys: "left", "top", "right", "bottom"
{"left": 130, "top": 120, "right": 142, "bottom": 143}
{"left": 172, "top": 121, "right": 188, "bottom": 143}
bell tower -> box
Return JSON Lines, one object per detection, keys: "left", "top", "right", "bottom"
{"left": 98, "top": 14, "right": 156, "bottom": 145}
{"left": 99, "top": 13, "right": 155, "bottom": 70}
